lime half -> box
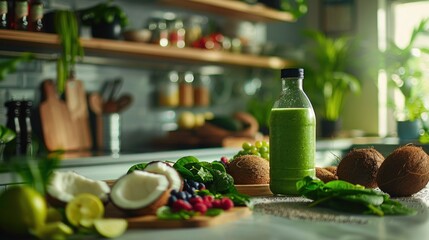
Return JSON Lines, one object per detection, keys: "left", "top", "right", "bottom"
{"left": 65, "top": 193, "right": 104, "bottom": 227}
{"left": 94, "top": 218, "right": 128, "bottom": 238}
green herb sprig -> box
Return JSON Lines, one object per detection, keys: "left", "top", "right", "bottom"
{"left": 54, "top": 10, "right": 84, "bottom": 94}
{"left": 297, "top": 176, "right": 416, "bottom": 216}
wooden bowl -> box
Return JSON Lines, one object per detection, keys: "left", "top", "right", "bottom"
{"left": 123, "top": 29, "right": 152, "bottom": 43}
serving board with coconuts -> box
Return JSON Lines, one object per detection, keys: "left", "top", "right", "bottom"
{"left": 45, "top": 159, "right": 253, "bottom": 230}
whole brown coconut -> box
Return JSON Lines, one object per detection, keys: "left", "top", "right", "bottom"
{"left": 227, "top": 155, "right": 269, "bottom": 184}
{"left": 337, "top": 148, "right": 384, "bottom": 188}
{"left": 376, "top": 145, "right": 429, "bottom": 197}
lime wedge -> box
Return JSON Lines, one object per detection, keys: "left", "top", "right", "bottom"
{"left": 32, "top": 222, "right": 73, "bottom": 240}
{"left": 65, "top": 193, "right": 104, "bottom": 227}
{"left": 94, "top": 218, "right": 128, "bottom": 238}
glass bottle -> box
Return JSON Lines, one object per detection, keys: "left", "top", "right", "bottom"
{"left": 193, "top": 73, "right": 210, "bottom": 107}
{"left": 159, "top": 70, "right": 179, "bottom": 107}
{"left": 14, "top": 0, "right": 28, "bottom": 31}
{"left": 6, "top": 0, "right": 14, "bottom": 29}
{"left": 29, "top": 0, "right": 43, "bottom": 32}
{"left": 269, "top": 68, "right": 316, "bottom": 195}
{"left": 20, "top": 100, "right": 33, "bottom": 155}
{"left": 0, "top": 0, "right": 7, "bottom": 29}
{"left": 179, "top": 71, "right": 194, "bottom": 107}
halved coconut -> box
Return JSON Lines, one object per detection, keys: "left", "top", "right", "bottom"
{"left": 143, "top": 161, "right": 183, "bottom": 191}
{"left": 110, "top": 171, "right": 170, "bottom": 216}
{"left": 46, "top": 171, "right": 110, "bottom": 207}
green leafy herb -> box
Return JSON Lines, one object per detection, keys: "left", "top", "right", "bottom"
{"left": 172, "top": 156, "right": 252, "bottom": 207}
{"left": 7, "top": 154, "right": 60, "bottom": 195}
{"left": 297, "top": 176, "right": 416, "bottom": 216}
{"left": 0, "top": 53, "right": 34, "bottom": 81}
{"left": 0, "top": 125, "right": 16, "bottom": 144}
{"left": 205, "top": 208, "right": 224, "bottom": 217}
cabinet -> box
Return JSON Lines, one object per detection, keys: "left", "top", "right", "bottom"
{"left": 0, "top": 0, "right": 296, "bottom": 70}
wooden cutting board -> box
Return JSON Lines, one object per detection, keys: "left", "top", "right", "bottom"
{"left": 39, "top": 79, "right": 80, "bottom": 151}
{"left": 105, "top": 203, "right": 251, "bottom": 229}
{"left": 65, "top": 77, "right": 92, "bottom": 150}
{"left": 235, "top": 184, "right": 273, "bottom": 196}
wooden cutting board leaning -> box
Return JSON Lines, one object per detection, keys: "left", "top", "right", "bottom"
{"left": 65, "top": 76, "right": 92, "bottom": 150}
{"left": 39, "top": 79, "right": 80, "bottom": 151}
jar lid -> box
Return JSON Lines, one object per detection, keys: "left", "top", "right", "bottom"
{"left": 281, "top": 68, "right": 304, "bottom": 78}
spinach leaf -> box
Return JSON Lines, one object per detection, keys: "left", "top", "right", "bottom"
{"left": 156, "top": 206, "right": 194, "bottom": 220}
{"left": 208, "top": 169, "right": 234, "bottom": 193}
{"left": 173, "top": 156, "right": 200, "bottom": 169}
{"left": 297, "top": 176, "right": 416, "bottom": 216}
{"left": 185, "top": 162, "right": 213, "bottom": 182}
{"left": 211, "top": 161, "right": 226, "bottom": 173}
{"left": 205, "top": 208, "right": 223, "bottom": 217}
{"left": 126, "top": 163, "right": 148, "bottom": 173}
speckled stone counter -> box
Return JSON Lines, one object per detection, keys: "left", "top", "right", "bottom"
{"left": 118, "top": 186, "right": 429, "bottom": 240}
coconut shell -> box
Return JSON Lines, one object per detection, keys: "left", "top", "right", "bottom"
{"left": 316, "top": 167, "right": 338, "bottom": 183}
{"left": 227, "top": 155, "right": 269, "bottom": 184}
{"left": 376, "top": 145, "right": 429, "bottom": 197}
{"left": 324, "top": 166, "right": 337, "bottom": 176}
{"left": 337, "top": 148, "right": 384, "bottom": 188}
{"left": 110, "top": 172, "right": 170, "bottom": 217}
{"left": 112, "top": 189, "right": 170, "bottom": 217}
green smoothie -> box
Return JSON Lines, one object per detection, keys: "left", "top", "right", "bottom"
{"left": 269, "top": 108, "right": 316, "bottom": 195}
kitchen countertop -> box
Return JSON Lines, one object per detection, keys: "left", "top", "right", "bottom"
{"left": 2, "top": 137, "right": 426, "bottom": 186}
{"left": 2, "top": 137, "right": 429, "bottom": 239}
{"left": 118, "top": 187, "right": 429, "bottom": 240}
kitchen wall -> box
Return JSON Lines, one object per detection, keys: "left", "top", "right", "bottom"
{"left": 1, "top": 0, "right": 306, "bottom": 153}
{"left": 0, "top": 0, "right": 386, "bottom": 155}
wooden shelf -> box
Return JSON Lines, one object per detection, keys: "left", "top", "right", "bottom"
{"left": 160, "top": 0, "right": 295, "bottom": 22}
{"left": 0, "top": 30, "right": 293, "bottom": 69}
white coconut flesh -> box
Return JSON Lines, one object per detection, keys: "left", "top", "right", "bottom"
{"left": 144, "top": 161, "right": 182, "bottom": 191}
{"left": 111, "top": 171, "right": 169, "bottom": 209}
{"left": 47, "top": 171, "right": 110, "bottom": 203}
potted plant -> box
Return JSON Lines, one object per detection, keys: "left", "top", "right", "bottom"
{"left": 301, "top": 30, "right": 361, "bottom": 138}
{"left": 79, "top": 1, "right": 128, "bottom": 40}
{"left": 382, "top": 18, "right": 429, "bottom": 140}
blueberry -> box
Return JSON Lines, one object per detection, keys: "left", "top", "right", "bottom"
{"left": 199, "top": 183, "right": 206, "bottom": 190}
{"left": 188, "top": 179, "right": 195, "bottom": 187}
{"left": 177, "top": 191, "right": 187, "bottom": 200}
{"left": 170, "top": 189, "right": 178, "bottom": 196}
{"left": 168, "top": 195, "right": 177, "bottom": 206}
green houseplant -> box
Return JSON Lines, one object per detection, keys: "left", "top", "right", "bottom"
{"left": 301, "top": 30, "right": 361, "bottom": 137}
{"left": 79, "top": 1, "right": 128, "bottom": 40}
{"left": 382, "top": 18, "right": 429, "bottom": 140}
